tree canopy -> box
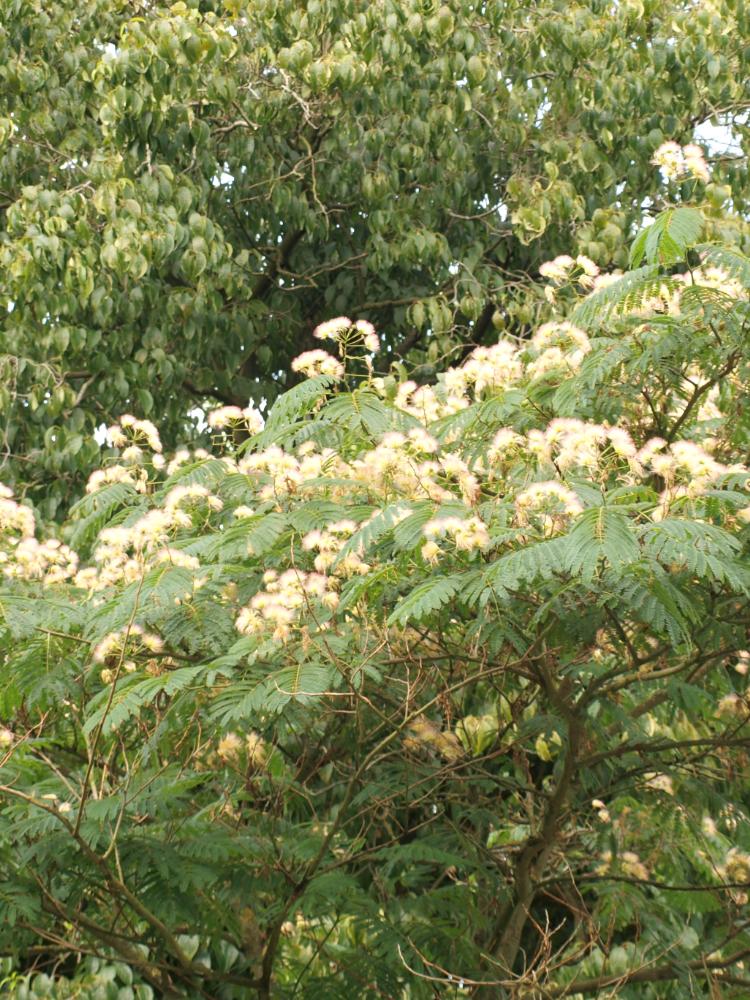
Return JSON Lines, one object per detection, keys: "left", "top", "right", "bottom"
{"left": 3, "top": 201, "right": 750, "bottom": 996}
{"left": 3, "top": 2, "right": 750, "bottom": 998}
{"left": 1, "top": 0, "right": 749, "bottom": 514}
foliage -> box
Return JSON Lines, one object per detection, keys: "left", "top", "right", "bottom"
{"left": 2, "top": 197, "right": 750, "bottom": 998}
{"left": 1, "top": 0, "right": 750, "bottom": 514}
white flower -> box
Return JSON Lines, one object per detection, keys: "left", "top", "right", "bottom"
{"left": 207, "top": 405, "right": 244, "bottom": 429}
{"left": 291, "top": 350, "right": 345, "bottom": 379}
{"left": 354, "top": 320, "right": 380, "bottom": 352}
{"left": 164, "top": 484, "right": 223, "bottom": 513}
{"left": 423, "top": 516, "right": 489, "bottom": 552}
{"left": 539, "top": 255, "right": 574, "bottom": 282}
{"left": 233, "top": 505, "right": 255, "bottom": 519}
{"left": 576, "top": 255, "right": 599, "bottom": 277}
{"left": 0, "top": 495, "right": 36, "bottom": 537}
{"left": 652, "top": 141, "right": 710, "bottom": 183}
{"left": 652, "top": 141, "right": 684, "bottom": 180}
{"left": 313, "top": 316, "right": 351, "bottom": 341}
{"left": 575, "top": 255, "right": 600, "bottom": 288}
{"left": 121, "top": 445, "right": 144, "bottom": 465}
{"left": 108, "top": 425, "right": 128, "bottom": 448}
{"left": 683, "top": 143, "right": 710, "bottom": 182}
{"left": 242, "top": 405, "right": 264, "bottom": 435}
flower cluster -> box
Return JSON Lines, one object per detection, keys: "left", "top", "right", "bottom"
{"left": 0, "top": 485, "right": 79, "bottom": 586}
{"left": 684, "top": 264, "right": 747, "bottom": 302}
{"left": 596, "top": 850, "right": 650, "bottom": 881}
{"left": 238, "top": 443, "right": 348, "bottom": 503}
{"left": 422, "top": 515, "right": 489, "bottom": 561}
{"left": 629, "top": 265, "right": 747, "bottom": 322}
{"left": 166, "top": 448, "right": 211, "bottom": 476}
{"left": 651, "top": 141, "right": 710, "bottom": 183}
{"left": 302, "top": 520, "right": 370, "bottom": 577}
{"left": 235, "top": 568, "right": 339, "bottom": 642}
{"left": 527, "top": 322, "right": 591, "bottom": 378}
{"left": 458, "top": 342, "right": 524, "bottom": 395}
{"left": 515, "top": 480, "right": 584, "bottom": 536}
{"left": 108, "top": 414, "right": 163, "bottom": 455}
{"left": 207, "top": 404, "right": 264, "bottom": 434}
{"left": 349, "top": 432, "right": 477, "bottom": 506}
{"left": 291, "top": 349, "right": 345, "bottom": 379}
{"left": 650, "top": 439, "right": 744, "bottom": 517}
{"left": 719, "top": 848, "right": 750, "bottom": 904}
{"left": 5, "top": 537, "right": 78, "bottom": 585}
{"left": 539, "top": 254, "right": 600, "bottom": 288}
{"left": 164, "top": 483, "right": 223, "bottom": 516}
{"left": 216, "top": 730, "right": 268, "bottom": 767}
{"left": 74, "top": 497, "right": 209, "bottom": 591}
{"left": 93, "top": 624, "right": 164, "bottom": 680}
{"left": 387, "top": 330, "right": 597, "bottom": 426}
{"left": 313, "top": 316, "right": 380, "bottom": 353}
{"left": 394, "top": 379, "right": 467, "bottom": 423}
{"left": 525, "top": 419, "right": 637, "bottom": 475}
{"left": 0, "top": 484, "right": 35, "bottom": 538}
{"left": 86, "top": 463, "right": 148, "bottom": 495}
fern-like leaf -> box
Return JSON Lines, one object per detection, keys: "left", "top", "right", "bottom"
{"left": 387, "top": 574, "right": 465, "bottom": 626}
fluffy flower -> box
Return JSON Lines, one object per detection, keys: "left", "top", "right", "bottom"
{"left": 235, "top": 568, "right": 339, "bottom": 642}
{"left": 682, "top": 143, "right": 710, "bottom": 183}
{"left": 6, "top": 537, "right": 78, "bottom": 585}
{"left": 351, "top": 319, "right": 380, "bottom": 352}
{"left": 116, "top": 415, "right": 162, "bottom": 453}
{"left": 86, "top": 465, "right": 147, "bottom": 495}
{"left": 121, "top": 445, "right": 144, "bottom": 465}
{"left": 233, "top": 505, "right": 255, "bottom": 519}
{"left": 0, "top": 492, "right": 35, "bottom": 537}
{"left": 291, "top": 350, "right": 345, "bottom": 379}
{"left": 92, "top": 624, "right": 164, "bottom": 664}
{"left": 207, "top": 405, "right": 244, "bottom": 429}
{"left": 576, "top": 255, "right": 599, "bottom": 277}
{"left": 539, "top": 255, "right": 574, "bottom": 282}
{"left": 164, "top": 484, "right": 223, "bottom": 514}
{"left": 645, "top": 772, "right": 674, "bottom": 795}
{"left": 530, "top": 322, "right": 591, "bottom": 369}
{"left": 516, "top": 480, "right": 583, "bottom": 535}
{"left": 242, "top": 405, "right": 264, "bottom": 435}
{"left": 575, "top": 255, "right": 600, "bottom": 289}
{"left": 152, "top": 547, "right": 201, "bottom": 571}
{"left": 538, "top": 419, "right": 607, "bottom": 473}
{"left": 302, "top": 520, "right": 368, "bottom": 576}
{"left": 421, "top": 539, "right": 441, "bottom": 563}
{"left": 652, "top": 141, "right": 684, "bottom": 180}
{"left": 217, "top": 732, "right": 243, "bottom": 763}
{"left": 597, "top": 850, "right": 649, "bottom": 881}
{"left": 423, "top": 516, "right": 490, "bottom": 552}
{"left": 462, "top": 342, "right": 523, "bottom": 395}
{"left": 652, "top": 141, "right": 710, "bottom": 183}
{"left": 166, "top": 449, "right": 191, "bottom": 476}
{"left": 488, "top": 429, "right": 525, "bottom": 466}
{"left": 313, "top": 316, "right": 352, "bottom": 341}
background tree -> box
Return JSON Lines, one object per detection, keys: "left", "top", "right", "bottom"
{"left": 0, "top": 0, "right": 749, "bottom": 515}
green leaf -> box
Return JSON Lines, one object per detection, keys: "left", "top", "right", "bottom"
{"left": 566, "top": 506, "right": 640, "bottom": 580}
{"left": 387, "top": 573, "right": 465, "bottom": 625}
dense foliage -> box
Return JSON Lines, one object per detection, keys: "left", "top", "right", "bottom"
{"left": 1, "top": 0, "right": 750, "bottom": 514}
{"left": 3, "top": 1, "right": 750, "bottom": 996}
{"left": 3, "top": 198, "right": 750, "bottom": 998}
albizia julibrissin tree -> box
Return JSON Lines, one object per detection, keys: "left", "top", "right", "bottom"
{"left": 1, "top": 0, "right": 750, "bottom": 516}
{"left": 2, "top": 200, "right": 750, "bottom": 998}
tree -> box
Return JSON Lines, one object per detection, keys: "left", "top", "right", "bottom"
{"left": 3, "top": 199, "right": 750, "bottom": 997}
{"left": 1, "top": 0, "right": 750, "bottom": 515}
